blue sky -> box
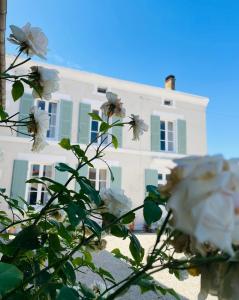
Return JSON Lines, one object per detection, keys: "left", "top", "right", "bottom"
{"left": 6, "top": 0, "right": 239, "bottom": 158}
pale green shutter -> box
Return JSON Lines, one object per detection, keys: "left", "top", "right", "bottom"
{"left": 177, "top": 119, "right": 187, "bottom": 154}
{"left": 112, "top": 116, "right": 123, "bottom": 148}
{"left": 145, "top": 169, "right": 158, "bottom": 190}
{"left": 75, "top": 164, "right": 88, "bottom": 192}
{"left": 18, "top": 94, "right": 34, "bottom": 137}
{"left": 58, "top": 100, "right": 73, "bottom": 140}
{"left": 10, "top": 160, "right": 28, "bottom": 206}
{"left": 55, "top": 163, "right": 69, "bottom": 185}
{"left": 78, "top": 103, "right": 91, "bottom": 144}
{"left": 110, "top": 166, "right": 122, "bottom": 189}
{"left": 151, "top": 115, "right": 160, "bottom": 152}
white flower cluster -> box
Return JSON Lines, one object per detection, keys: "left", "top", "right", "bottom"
{"left": 29, "top": 106, "right": 50, "bottom": 152}
{"left": 8, "top": 23, "right": 48, "bottom": 58}
{"left": 30, "top": 66, "right": 60, "bottom": 100}
{"left": 167, "top": 155, "right": 239, "bottom": 256}
{"left": 100, "top": 188, "right": 132, "bottom": 218}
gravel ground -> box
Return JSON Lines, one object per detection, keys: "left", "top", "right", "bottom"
{"left": 78, "top": 234, "right": 217, "bottom": 300}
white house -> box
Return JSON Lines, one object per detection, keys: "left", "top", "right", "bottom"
{"left": 0, "top": 57, "right": 209, "bottom": 229}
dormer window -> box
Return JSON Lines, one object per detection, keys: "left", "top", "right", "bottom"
{"left": 97, "top": 87, "right": 107, "bottom": 94}
{"left": 163, "top": 99, "right": 173, "bottom": 107}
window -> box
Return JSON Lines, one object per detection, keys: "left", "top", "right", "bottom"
{"left": 88, "top": 168, "right": 107, "bottom": 190}
{"left": 90, "top": 109, "right": 110, "bottom": 144}
{"left": 160, "top": 120, "right": 175, "bottom": 152}
{"left": 97, "top": 87, "right": 107, "bottom": 94}
{"left": 163, "top": 99, "right": 174, "bottom": 107}
{"left": 158, "top": 172, "right": 169, "bottom": 187}
{"left": 27, "top": 164, "right": 53, "bottom": 205}
{"left": 37, "top": 100, "right": 58, "bottom": 139}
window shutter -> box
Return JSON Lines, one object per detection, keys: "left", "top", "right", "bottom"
{"left": 151, "top": 115, "right": 161, "bottom": 152}
{"left": 55, "top": 163, "right": 69, "bottom": 185}
{"left": 78, "top": 103, "right": 91, "bottom": 144}
{"left": 145, "top": 169, "right": 158, "bottom": 190}
{"left": 112, "top": 116, "right": 123, "bottom": 148}
{"left": 110, "top": 166, "right": 122, "bottom": 189}
{"left": 75, "top": 164, "right": 88, "bottom": 192}
{"left": 177, "top": 119, "right": 187, "bottom": 154}
{"left": 17, "top": 94, "right": 34, "bottom": 137}
{"left": 58, "top": 100, "right": 73, "bottom": 141}
{"left": 10, "top": 160, "right": 28, "bottom": 207}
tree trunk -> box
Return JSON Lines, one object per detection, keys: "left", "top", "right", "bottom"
{"left": 0, "top": 0, "right": 7, "bottom": 109}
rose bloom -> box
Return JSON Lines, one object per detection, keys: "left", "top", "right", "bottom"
{"left": 166, "top": 155, "right": 239, "bottom": 256}
{"left": 28, "top": 106, "right": 49, "bottom": 152}
{"left": 8, "top": 23, "right": 48, "bottom": 58}
{"left": 30, "top": 66, "right": 59, "bottom": 100}
{"left": 100, "top": 92, "right": 126, "bottom": 118}
{"left": 99, "top": 188, "right": 132, "bottom": 218}
{"left": 129, "top": 114, "right": 148, "bottom": 141}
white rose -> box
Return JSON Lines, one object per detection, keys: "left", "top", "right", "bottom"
{"left": 100, "top": 92, "right": 126, "bottom": 118}
{"left": 8, "top": 23, "right": 48, "bottom": 58}
{"left": 29, "top": 106, "right": 50, "bottom": 152}
{"left": 167, "top": 155, "right": 239, "bottom": 256}
{"left": 129, "top": 114, "right": 148, "bottom": 141}
{"left": 99, "top": 188, "right": 132, "bottom": 218}
{"left": 30, "top": 66, "right": 59, "bottom": 100}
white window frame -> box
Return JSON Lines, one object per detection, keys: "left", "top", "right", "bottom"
{"left": 160, "top": 120, "right": 176, "bottom": 153}
{"left": 88, "top": 167, "right": 109, "bottom": 190}
{"left": 35, "top": 99, "right": 59, "bottom": 141}
{"left": 26, "top": 163, "right": 54, "bottom": 206}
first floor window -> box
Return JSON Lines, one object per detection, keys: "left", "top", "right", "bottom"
{"left": 90, "top": 110, "right": 110, "bottom": 145}
{"left": 160, "top": 120, "right": 175, "bottom": 152}
{"left": 88, "top": 168, "right": 107, "bottom": 190}
{"left": 37, "top": 100, "right": 58, "bottom": 139}
{"left": 27, "top": 164, "right": 53, "bottom": 205}
{"left": 158, "top": 172, "right": 170, "bottom": 188}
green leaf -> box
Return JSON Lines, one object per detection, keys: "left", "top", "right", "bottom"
{"left": 122, "top": 212, "right": 135, "bottom": 224}
{"left": 129, "top": 234, "right": 144, "bottom": 264}
{"left": 11, "top": 80, "right": 24, "bottom": 101}
{"left": 88, "top": 112, "right": 103, "bottom": 122}
{"left": 79, "top": 178, "right": 101, "bottom": 206}
{"left": 111, "top": 134, "right": 118, "bottom": 149}
{"left": 143, "top": 200, "right": 162, "bottom": 226}
{"left": 98, "top": 267, "right": 115, "bottom": 281}
{"left": 0, "top": 105, "right": 8, "bottom": 120}
{"left": 55, "top": 163, "right": 76, "bottom": 175}
{"left": 66, "top": 202, "right": 87, "bottom": 227}
{"left": 49, "top": 233, "right": 63, "bottom": 252}
{"left": 59, "top": 138, "right": 71, "bottom": 150}
{"left": 57, "top": 286, "right": 79, "bottom": 300}
{"left": 111, "top": 224, "right": 128, "bottom": 238}
{"left": 61, "top": 262, "right": 76, "bottom": 285}
{"left": 84, "top": 218, "right": 102, "bottom": 237}
{"left": 100, "top": 122, "right": 110, "bottom": 132}
{"left": 0, "top": 262, "right": 23, "bottom": 297}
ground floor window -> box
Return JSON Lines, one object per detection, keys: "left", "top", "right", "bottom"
{"left": 27, "top": 164, "right": 53, "bottom": 205}
{"left": 158, "top": 172, "right": 169, "bottom": 188}
{"left": 88, "top": 168, "right": 108, "bottom": 190}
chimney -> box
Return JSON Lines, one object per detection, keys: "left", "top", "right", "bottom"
{"left": 165, "top": 75, "right": 176, "bottom": 90}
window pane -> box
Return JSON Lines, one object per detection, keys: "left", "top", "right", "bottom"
{"left": 168, "top": 122, "right": 173, "bottom": 131}
{"left": 37, "top": 100, "right": 45, "bottom": 110}
{"left": 50, "top": 115, "right": 56, "bottom": 125}
{"left": 158, "top": 173, "right": 163, "bottom": 180}
{"left": 89, "top": 168, "right": 96, "bottom": 180}
{"left": 99, "top": 181, "right": 106, "bottom": 189}
{"left": 160, "top": 141, "right": 165, "bottom": 151}
{"left": 91, "top": 121, "right": 98, "bottom": 131}
{"left": 168, "top": 142, "right": 174, "bottom": 151}
{"left": 99, "top": 169, "right": 107, "bottom": 180}
{"left": 90, "top": 180, "right": 96, "bottom": 189}
{"left": 41, "top": 187, "right": 49, "bottom": 205}
{"left": 43, "top": 165, "right": 52, "bottom": 178}
{"left": 91, "top": 132, "right": 98, "bottom": 143}
{"left": 168, "top": 131, "right": 173, "bottom": 141}
{"left": 160, "top": 121, "right": 165, "bottom": 130}
{"left": 160, "top": 131, "right": 165, "bottom": 141}
{"left": 47, "top": 127, "right": 56, "bottom": 138}
{"left": 49, "top": 102, "right": 57, "bottom": 114}
{"left": 32, "top": 164, "right": 40, "bottom": 177}
{"left": 29, "top": 192, "right": 37, "bottom": 205}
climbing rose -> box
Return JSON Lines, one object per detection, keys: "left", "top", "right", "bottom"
{"left": 8, "top": 23, "right": 48, "bottom": 58}
{"left": 166, "top": 155, "right": 239, "bottom": 256}
{"left": 100, "top": 92, "right": 126, "bottom": 118}
{"left": 129, "top": 114, "right": 148, "bottom": 140}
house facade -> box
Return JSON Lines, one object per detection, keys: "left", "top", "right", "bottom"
{"left": 0, "top": 57, "right": 209, "bottom": 229}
